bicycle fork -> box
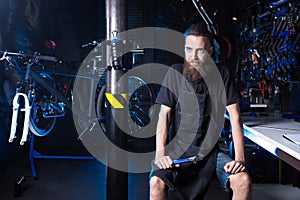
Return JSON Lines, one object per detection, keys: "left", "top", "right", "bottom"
{"left": 9, "top": 92, "right": 31, "bottom": 145}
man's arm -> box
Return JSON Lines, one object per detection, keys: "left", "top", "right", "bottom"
{"left": 224, "top": 102, "right": 246, "bottom": 174}
{"left": 154, "top": 104, "right": 173, "bottom": 169}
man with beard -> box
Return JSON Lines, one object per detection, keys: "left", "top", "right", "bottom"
{"left": 149, "top": 23, "right": 252, "bottom": 200}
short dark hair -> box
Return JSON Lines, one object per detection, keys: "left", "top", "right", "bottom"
{"left": 184, "top": 23, "right": 214, "bottom": 46}
{"left": 184, "top": 23, "right": 221, "bottom": 62}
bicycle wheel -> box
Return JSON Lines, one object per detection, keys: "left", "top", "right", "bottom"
{"left": 96, "top": 84, "right": 106, "bottom": 133}
{"left": 29, "top": 99, "right": 57, "bottom": 137}
{"left": 96, "top": 74, "right": 156, "bottom": 136}
{"left": 29, "top": 73, "right": 59, "bottom": 136}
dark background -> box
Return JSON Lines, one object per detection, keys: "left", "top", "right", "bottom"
{"left": 0, "top": 0, "right": 296, "bottom": 185}
{"left": 0, "top": 0, "right": 266, "bottom": 60}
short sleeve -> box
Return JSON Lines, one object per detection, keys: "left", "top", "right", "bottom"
{"left": 155, "top": 64, "right": 183, "bottom": 108}
{"left": 218, "top": 64, "right": 241, "bottom": 106}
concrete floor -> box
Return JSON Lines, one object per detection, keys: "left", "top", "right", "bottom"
{"left": 1, "top": 148, "right": 300, "bottom": 200}
{"left": 0, "top": 115, "right": 299, "bottom": 200}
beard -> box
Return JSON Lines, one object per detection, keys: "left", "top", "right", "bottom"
{"left": 183, "top": 59, "right": 206, "bottom": 81}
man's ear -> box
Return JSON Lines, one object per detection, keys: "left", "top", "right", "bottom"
{"left": 208, "top": 46, "right": 213, "bottom": 56}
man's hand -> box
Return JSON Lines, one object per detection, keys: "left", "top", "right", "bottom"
{"left": 154, "top": 155, "right": 174, "bottom": 169}
{"left": 224, "top": 160, "right": 246, "bottom": 174}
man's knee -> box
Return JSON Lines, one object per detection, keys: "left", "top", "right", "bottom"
{"left": 229, "top": 172, "right": 251, "bottom": 191}
{"left": 150, "top": 176, "right": 166, "bottom": 192}
{"left": 150, "top": 176, "right": 167, "bottom": 199}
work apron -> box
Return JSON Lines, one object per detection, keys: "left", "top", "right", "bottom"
{"left": 153, "top": 79, "right": 223, "bottom": 200}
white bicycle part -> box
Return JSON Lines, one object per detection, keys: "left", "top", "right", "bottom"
{"left": 9, "top": 93, "right": 31, "bottom": 145}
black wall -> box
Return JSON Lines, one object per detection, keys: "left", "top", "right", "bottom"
{"left": 0, "top": 0, "right": 276, "bottom": 171}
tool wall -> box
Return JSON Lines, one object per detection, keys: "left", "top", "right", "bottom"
{"left": 237, "top": 0, "right": 300, "bottom": 113}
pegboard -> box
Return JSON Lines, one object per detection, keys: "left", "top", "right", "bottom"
{"left": 236, "top": 0, "right": 300, "bottom": 113}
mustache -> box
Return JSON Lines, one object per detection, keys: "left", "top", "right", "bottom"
{"left": 183, "top": 60, "right": 205, "bottom": 81}
{"left": 189, "top": 60, "right": 204, "bottom": 65}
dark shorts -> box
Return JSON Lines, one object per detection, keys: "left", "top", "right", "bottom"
{"left": 150, "top": 149, "right": 217, "bottom": 200}
{"left": 150, "top": 151, "right": 232, "bottom": 199}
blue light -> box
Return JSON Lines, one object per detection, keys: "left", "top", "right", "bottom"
{"left": 243, "top": 126, "right": 278, "bottom": 156}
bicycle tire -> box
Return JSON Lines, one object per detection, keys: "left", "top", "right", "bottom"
{"left": 96, "top": 73, "right": 157, "bottom": 136}
{"left": 96, "top": 85, "right": 106, "bottom": 133}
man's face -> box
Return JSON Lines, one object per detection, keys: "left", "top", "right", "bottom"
{"left": 183, "top": 35, "right": 213, "bottom": 80}
{"left": 184, "top": 35, "right": 213, "bottom": 67}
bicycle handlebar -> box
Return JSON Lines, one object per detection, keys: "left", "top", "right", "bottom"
{"left": 0, "top": 50, "right": 58, "bottom": 62}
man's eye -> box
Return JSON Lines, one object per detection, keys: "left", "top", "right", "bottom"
{"left": 197, "top": 49, "right": 205, "bottom": 53}
{"left": 185, "top": 47, "right": 192, "bottom": 52}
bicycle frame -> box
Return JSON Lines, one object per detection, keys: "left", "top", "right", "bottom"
{"left": 1, "top": 51, "right": 104, "bottom": 144}
{"left": 1, "top": 46, "right": 153, "bottom": 145}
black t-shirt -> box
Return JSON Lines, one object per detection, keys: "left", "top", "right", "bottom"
{"left": 152, "top": 63, "right": 241, "bottom": 199}
{"left": 156, "top": 63, "right": 241, "bottom": 108}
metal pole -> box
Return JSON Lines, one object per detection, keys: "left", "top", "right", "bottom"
{"left": 105, "top": 0, "right": 128, "bottom": 200}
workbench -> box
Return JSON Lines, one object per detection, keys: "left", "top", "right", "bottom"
{"left": 239, "top": 113, "right": 300, "bottom": 171}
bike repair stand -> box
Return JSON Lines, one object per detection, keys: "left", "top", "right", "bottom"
{"left": 28, "top": 133, "right": 94, "bottom": 178}
{"left": 9, "top": 98, "right": 94, "bottom": 198}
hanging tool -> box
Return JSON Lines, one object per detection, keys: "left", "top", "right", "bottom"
{"left": 259, "top": 80, "right": 268, "bottom": 99}
{"left": 269, "top": 0, "right": 291, "bottom": 9}
{"left": 191, "top": 0, "right": 217, "bottom": 35}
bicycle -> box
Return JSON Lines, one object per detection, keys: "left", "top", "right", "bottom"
{"left": 0, "top": 48, "right": 157, "bottom": 145}
{"left": 74, "top": 43, "right": 158, "bottom": 140}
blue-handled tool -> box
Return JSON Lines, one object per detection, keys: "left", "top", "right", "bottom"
{"left": 173, "top": 156, "right": 198, "bottom": 165}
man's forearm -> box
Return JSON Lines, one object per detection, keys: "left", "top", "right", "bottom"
{"left": 155, "top": 105, "right": 171, "bottom": 157}
{"left": 227, "top": 103, "right": 245, "bottom": 161}
{"left": 230, "top": 117, "right": 245, "bottom": 161}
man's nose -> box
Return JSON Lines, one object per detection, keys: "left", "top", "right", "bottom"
{"left": 193, "top": 51, "right": 199, "bottom": 60}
